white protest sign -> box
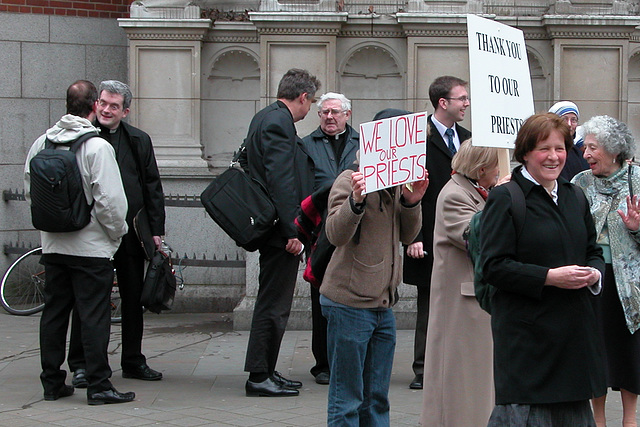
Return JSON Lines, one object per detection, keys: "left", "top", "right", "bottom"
{"left": 359, "top": 112, "right": 428, "bottom": 194}
{"left": 467, "top": 14, "right": 534, "bottom": 149}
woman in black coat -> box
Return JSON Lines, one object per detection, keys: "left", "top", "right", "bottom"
{"left": 480, "top": 113, "right": 606, "bottom": 426}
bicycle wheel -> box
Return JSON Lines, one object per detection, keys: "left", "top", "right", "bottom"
{"left": 110, "top": 271, "right": 122, "bottom": 323}
{"left": 1, "top": 247, "right": 46, "bottom": 315}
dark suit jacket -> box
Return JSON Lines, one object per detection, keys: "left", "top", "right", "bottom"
{"left": 480, "top": 166, "right": 605, "bottom": 404}
{"left": 240, "top": 100, "right": 315, "bottom": 248}
{"left": 403, "top": 115, "right": 471, "bottom": 287}
{"left": 98, "top": 120, "right": 165, "bottom": 255}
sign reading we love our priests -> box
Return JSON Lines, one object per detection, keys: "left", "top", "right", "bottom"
{"left": 359, "top": 112, "right": 428, "bottom": 194}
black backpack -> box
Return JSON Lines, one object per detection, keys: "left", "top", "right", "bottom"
{"left": 29, "top": 132, "right": 97, "bottom": 232}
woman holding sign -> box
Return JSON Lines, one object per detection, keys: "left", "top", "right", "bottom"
{"left": 420, "top": 140, "right": 500, "bottom": 427}
{"left": 480, "top": 113, "right": 605, "bottom": 426}
{"left": 319, "top": 108, "right": 429, "bottom": 427}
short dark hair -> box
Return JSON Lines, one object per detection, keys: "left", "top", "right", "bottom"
{"left": 513, "top": 113, "right": 573, "bottom": 164}
{"left": 66, "top": 80, "right": 98, "bottom": 118}
{"left": 276, "top": 69, "right": 321, "bottom": 101}
{"left": 428, "top": 76, "right": 468, "bottom": 110}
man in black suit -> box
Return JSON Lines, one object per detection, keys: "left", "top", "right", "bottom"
{"left": 68, "top": 80, "right": 166, "bottom": 386}
{"left": 404, "top": 76, "right": 471, "bottom": 389}
{"left": 239, "top": 69, "right": 320, "bottom": 397}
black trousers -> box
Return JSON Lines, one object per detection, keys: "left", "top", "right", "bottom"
{"left": 412, "top": 285, "right": 430, "bottom": 376}
{"left": 244, "top": 245, "right": 300, "bottom": 374}
{"left": 69, "top": 243, "right": 146, "bottom": 372}
{"left": 40, "top": 256, "right": 114, "bottom": 395}
{"left": 310, "top": 285, "right": 329, "bottom": 376}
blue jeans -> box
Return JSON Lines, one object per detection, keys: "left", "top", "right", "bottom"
{"left": 322, "top": 302, "right": 396, "bottom": 427}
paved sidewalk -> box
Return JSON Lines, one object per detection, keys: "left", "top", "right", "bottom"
{"left": 0, "top": 311, "right": 631, "bottom": 426}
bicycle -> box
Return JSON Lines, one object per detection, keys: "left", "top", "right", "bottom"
{"left": 1, "top": 247, "right": 123, "bottom": 323}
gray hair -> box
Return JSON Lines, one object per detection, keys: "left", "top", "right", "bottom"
{"left": 99, "top": 80, "right": 132, "bottom": 110}
{"left": 582, "top": 115, "right": 635, "bottom": 164}
{"left": 316, "top": 92, "right": 351, "bottom": 112}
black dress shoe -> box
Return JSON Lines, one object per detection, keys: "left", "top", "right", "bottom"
{"left": 87, "top": 387, "right": 135, "bottom": 405}
{"left": 271, "top": 371, "right": 302, "bottom": 389}
{"left": 44, "top": 384, "right": 74, "bottom": 401}
{"left": 314, "top": 371, "right": 330, "bottom": 385}
{"left": 122, "top": 364, "right": 163, "bottom": 381}
{"left": 245, "top": 377, "right": 299, "bottom": 397}
{"left": 409, "top": 374, "right": 423, "bottom": 390}
{"left": 72, "top": 369, "right": 88, "bottom": 389}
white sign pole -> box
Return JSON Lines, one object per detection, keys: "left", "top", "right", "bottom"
{"left": 359, "top": 112, "right": 428, "bottom": 194}
{"left": 467, "top": 14, "right": 535, "bottom": 150}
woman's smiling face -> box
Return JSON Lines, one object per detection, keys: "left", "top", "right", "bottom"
{"left": 523, "top": 129, "right": 567, "bottom": 189}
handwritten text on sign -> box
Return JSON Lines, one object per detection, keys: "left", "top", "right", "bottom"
{"left": 359, "top": 112, "right": 427, "bottom": 194}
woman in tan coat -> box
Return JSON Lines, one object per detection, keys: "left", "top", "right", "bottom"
{"left": 420, "top": 140, "right": 500, "bottom": 427}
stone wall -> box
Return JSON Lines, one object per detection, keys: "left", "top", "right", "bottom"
{"left": 0, "top": 12, "right": 128, "bottom": 275}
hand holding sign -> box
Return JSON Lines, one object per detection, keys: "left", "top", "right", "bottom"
{"left": 402, "top": 171, "right": 429, "bottom": 205}
{"left": 351, "top": 171, "right": 366, "bottom": 204}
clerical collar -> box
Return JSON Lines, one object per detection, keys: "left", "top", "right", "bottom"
{"left": 323, "top": 128, "right": 346, "bottom": 140}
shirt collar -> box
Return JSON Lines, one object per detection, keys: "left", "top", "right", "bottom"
{"left": 431, "top": 115, "right": 456, "bottom": 140}
{"left": 521, "top": 166, "right": 559, "bottom": 204}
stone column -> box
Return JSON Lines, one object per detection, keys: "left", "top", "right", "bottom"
{"left": 118, "top": 3, "right": 212, "bottom": 174}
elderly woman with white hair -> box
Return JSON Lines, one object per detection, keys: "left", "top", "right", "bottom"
{"left": 572, "top": 115, "right": 640, "bottom": 427}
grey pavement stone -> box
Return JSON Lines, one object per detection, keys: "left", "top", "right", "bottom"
{"left": 0, "top": 311, "right": 633, "bottom": 426}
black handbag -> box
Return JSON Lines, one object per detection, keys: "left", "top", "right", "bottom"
{"left": 140, "top": 250, "right": 177, "bottom": 314}
{"left": 201, "top": 164, "right": 278, "bottom": 252}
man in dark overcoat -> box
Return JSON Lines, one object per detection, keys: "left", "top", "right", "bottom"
{"left": 68, "top": 80, "right": 166, "bottom": 385}
{"left": 239, "top": 69, "right": 319, "bottom": 397}
{"left": 404, "top": 75, "right": 471, "bottom": 389}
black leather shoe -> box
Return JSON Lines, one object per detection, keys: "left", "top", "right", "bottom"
{"left": 314, "top": 371, "right": 330, "bottom": 385}
{"left": 245, "top": 377, "right": 299, "bottom": 397}
{"left": 409, "top": 374, "right": 423, "bottom": 390}
{"left": 271, "top": 371, "right": 302, "bottom": 389}
{"left": 72, "top": 369, "right": 88, "bottom": 389}
{"left": 44, "top": 384, "right": 74, "bottom": 401}
{"left": 122, "top": 364, "right": 162, "bottom": 381}
{"left": 87, "top": 388, "right": 135, "bottom": 405}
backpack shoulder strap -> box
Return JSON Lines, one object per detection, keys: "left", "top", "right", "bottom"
{"left": 504, "top": 180, "right": 526, "bottom": 238}
{"left": 54, "top": 132, "right": 99, "bottom": 153}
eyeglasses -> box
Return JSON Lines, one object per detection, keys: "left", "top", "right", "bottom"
{"left": 445, "top": 96, "right": 470, "bottom": 103}
{"left": 319, "top": 109, "right": 346, "bottom": 117}
{"left": 98, "top": 99, "right": 123, "bottom": 112}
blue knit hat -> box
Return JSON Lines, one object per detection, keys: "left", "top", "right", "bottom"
{"left": 548, "top": 101, "right": 579, "bottom": 120}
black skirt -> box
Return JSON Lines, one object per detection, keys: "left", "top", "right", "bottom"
{"left": 593, "top": 264, "right": 640, "bottom": 394}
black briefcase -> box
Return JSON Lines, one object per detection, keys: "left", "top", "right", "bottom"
{"left": 200, "top": 167, "right": 278, "bottom": 252}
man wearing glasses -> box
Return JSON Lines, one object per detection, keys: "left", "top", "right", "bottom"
{"left": 404, "top": 75, "right": 471, "bottom": 390}
{"left": 301, "top": 92, "right": 359, "bottom": 385}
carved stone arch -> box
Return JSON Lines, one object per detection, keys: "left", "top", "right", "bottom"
{"left": 338, "top": 42, "right": 405, "bottom": 126}
{"left": 201, "top": 47, "right": 260, "bottom": 168}
{"left": 203, "top": 47, "right": 260, "bottom": 100}
{"left": 628, "top": 50, "right": 640, "bottom": 142}
{"left": 526, "top": 47, "right": 550, "bottom": 112}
